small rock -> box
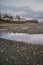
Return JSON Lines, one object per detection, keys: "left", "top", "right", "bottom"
{"left": 6, "top": 58, "right": 9, "bottom": 61}
{"left": 1, "top": 49, "right": 3, "bottom": 52}
{"left": 33, "top": 52, "right": 36, "bottom": 55}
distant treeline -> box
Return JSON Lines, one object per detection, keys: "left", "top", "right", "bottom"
{"left": 0, "top": 13, "right": 38, "bottom": 23}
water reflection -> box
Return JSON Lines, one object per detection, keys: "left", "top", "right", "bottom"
{"left": 0, "top": 32, "right": 43, "bottom": 44}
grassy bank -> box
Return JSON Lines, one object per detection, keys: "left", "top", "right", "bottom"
{"left": 0, "top": 39, "right": 43, "bottom": 65}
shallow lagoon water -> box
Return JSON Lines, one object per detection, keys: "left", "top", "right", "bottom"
{"left": 0, "top": 32, "right": 43, "bottom": 44}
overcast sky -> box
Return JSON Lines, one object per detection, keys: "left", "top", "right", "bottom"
{"left": 0, "top": 0, "right": 43, "bottom": 11}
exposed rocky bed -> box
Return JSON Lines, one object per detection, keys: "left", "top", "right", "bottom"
{"left": 0, "top": 23, "right": 43, "bottom": 34}
{"left": 0, "top": 38, "right": 43, "bottom": 65}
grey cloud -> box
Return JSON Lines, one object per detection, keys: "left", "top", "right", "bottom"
{"left": 0, "top": 0, "right": 43, "bottom": 11}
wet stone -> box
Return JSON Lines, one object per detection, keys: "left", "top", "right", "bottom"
{"left": 6, "top": 58, "right": 9, "bottom": 61}
{"left": 1, "top": 49, "right": 4, "bottom": 52}
{"left": 33, "top": 52, "right": 37, "bottom": 55}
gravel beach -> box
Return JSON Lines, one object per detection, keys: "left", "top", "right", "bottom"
{"left": 0, "top": 38, "right": 43, "bottom": 65}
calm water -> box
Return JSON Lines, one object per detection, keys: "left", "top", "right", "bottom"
{"left": 0, "top": 32, "right": 43, "bottom": 44}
